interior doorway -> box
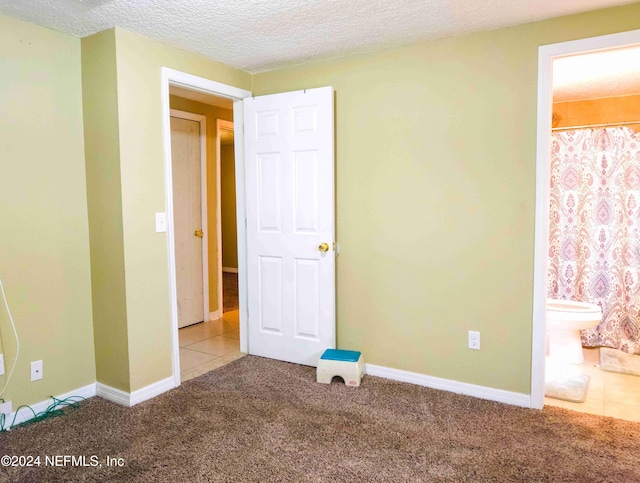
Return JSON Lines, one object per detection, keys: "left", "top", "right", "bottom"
{"left": 162, "top": 69, "right": 336, "bottom": 387}
{"left": 161, "top": 70, "right": 252, "bottom": 386}
{"left": 170, "top": 88, "right": 242, "bottom": 381}
{"left": 533, "top": 29, "right": 640, "bottom": 419}
{"left": 169, "top": 89, "right": 242, "bottom": 382}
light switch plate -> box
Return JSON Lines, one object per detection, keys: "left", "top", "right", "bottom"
{"left": 0, "top": 354, "right": 4, "bottom": 376}
{"left": 155, "top": 212, "right": 167, "bottom": 233}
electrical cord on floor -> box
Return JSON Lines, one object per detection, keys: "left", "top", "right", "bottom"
{"left": 0, "top": 275, "right": 20, "bottom": 398}
{"left": 0, "top": 395, "right": 87, "bottom": 432}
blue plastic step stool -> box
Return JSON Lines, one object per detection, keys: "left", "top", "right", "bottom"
{"left": 317, "top": 349, "right": 365, "bottom": 386}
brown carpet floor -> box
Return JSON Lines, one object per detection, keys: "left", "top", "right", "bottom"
{"left": 2, "top": 356, "right": 640, "bottom": 482}
{"left": 223, "top": 272, "right": 238, "bottom": 313}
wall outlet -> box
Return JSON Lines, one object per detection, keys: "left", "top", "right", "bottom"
{"left": 0, "top": 354, "right": 4, "bottom": 376}
{"left": 30, "top": 360, "right": 43, "bottom": 381}
{"left": 468, "top": 330, "right": 481, "bottom": 350}
{"left": 0, "top": 400, "right": 12, "bottom": 415}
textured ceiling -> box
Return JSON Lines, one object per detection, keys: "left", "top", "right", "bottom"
{"left": 0, "top": 0, "right": 637, "bottom": 73}
{"left": 553, "top": 46, "right": 640, "bottom": 102}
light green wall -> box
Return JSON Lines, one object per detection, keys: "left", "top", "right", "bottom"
{"left": 252, "top": 4, "right": 640, "bottom": 393}
{"left": 113, "top": 28, "right": 251, "bottom": 390}
{"left": 221, "top": 143, "right": 238, "bottom": 269}
{"left": 0, "top": 15, "right": 95, "bottom": 407}
{"left": 168, "top": 95, "right": 234, "bottom": 311}
{"left": 3, "top": 3, "right": 639, "bottom": 406}
{"left": 81, "top": 30, "right": 130, "bottom": 391}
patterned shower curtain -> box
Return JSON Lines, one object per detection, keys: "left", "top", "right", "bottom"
{"left": 548, "top": 127, "right": 640, "bottom": 355}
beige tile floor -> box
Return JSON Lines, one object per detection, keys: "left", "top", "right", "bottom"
{"left": 545, "top": 347, "right": 640, "bottom": 422}
{"left": 178, "top": 310, "right": 245, "bottom": 382}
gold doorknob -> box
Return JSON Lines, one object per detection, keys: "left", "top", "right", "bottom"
{"left": 318, "top": 242, "right": 329, "bottom": 252}
{"left": 194, "top": 229, "right": 203, "bottom": 238}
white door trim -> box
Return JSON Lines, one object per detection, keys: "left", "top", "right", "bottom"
{"left": 216, "top": 119, "right": 234, "bottom": 316}
{"left": 533, "top": 28, "right": 640, "bottom": 409}
{"left": 170, "top": 108, "right": 209, "bottom": 327}
{"left": 161, "top": 67, "right": 251, "bottom": 387}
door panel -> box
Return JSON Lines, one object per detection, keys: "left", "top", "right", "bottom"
{"left": 244, "top": 86, "right": 335, "bottom": 366}
{"left": 171, "top": 116, "right": 204, "bottom": 328}
{"left": 295, "top": 258, "right": 320, "bottom": 339}
{"left": 259, "top": 255, "right": 283, "bottom": 334}
{"left": 257, "top": 153, "right": 282, "bottom": 231}
{"left": 293, "top": 151, "right": 319, "bottom": 233}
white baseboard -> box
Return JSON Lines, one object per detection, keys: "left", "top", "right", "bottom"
{"left": 365, "top": 363, "right": 531, "bottom": 408}
{"left": 222, "top": 267, "right": 238, "bottom": 273}
{"left": 1, "top": 375, "right": 175, "bottom": 430}
{"left": 130, "top": 377, "right": 174, "bottom": 406}
{"left": 0, "top": 365, "right": 530, "bottom": 432}
{"left": 209, "top": 310, "right": 220, "bottom": 321}
{"left": 96, "top": 382, "right": 130, "bottom": 407}
{"left": 2, "top": 382, "right": 97, "bottom": 430}
{"left": 97, "top": 376, "right": 175, "bottom": 408}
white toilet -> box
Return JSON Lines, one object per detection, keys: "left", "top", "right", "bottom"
{"left": 546, "top": 299, "right": 602, "bottom": 364}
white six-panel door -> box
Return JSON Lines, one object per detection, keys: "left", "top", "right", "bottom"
{"left": 244, "top": 87, "right": 335, "bottom": 366}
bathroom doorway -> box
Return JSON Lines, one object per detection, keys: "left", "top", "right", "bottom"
{"left": 534, "top": 29, "right": 640, "bottom": 421}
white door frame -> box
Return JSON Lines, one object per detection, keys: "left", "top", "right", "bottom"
{"left": 532, "top": 28, "right": 640, "bottom": 409}
{"left": 216, "top": 119, "right": 235, "bottom": 314}
{"left": 161, "top": 68, "right": 252, "bottom": 387}
{"left": 169, "top": 108, "right": 209, "bottom": 326}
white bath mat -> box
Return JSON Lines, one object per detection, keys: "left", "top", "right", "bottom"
{"left": 600, "top": 347, "right": 640, "bottom": 376}
{"left": 544, "top": 373, "right": 590, "bottom": 402}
